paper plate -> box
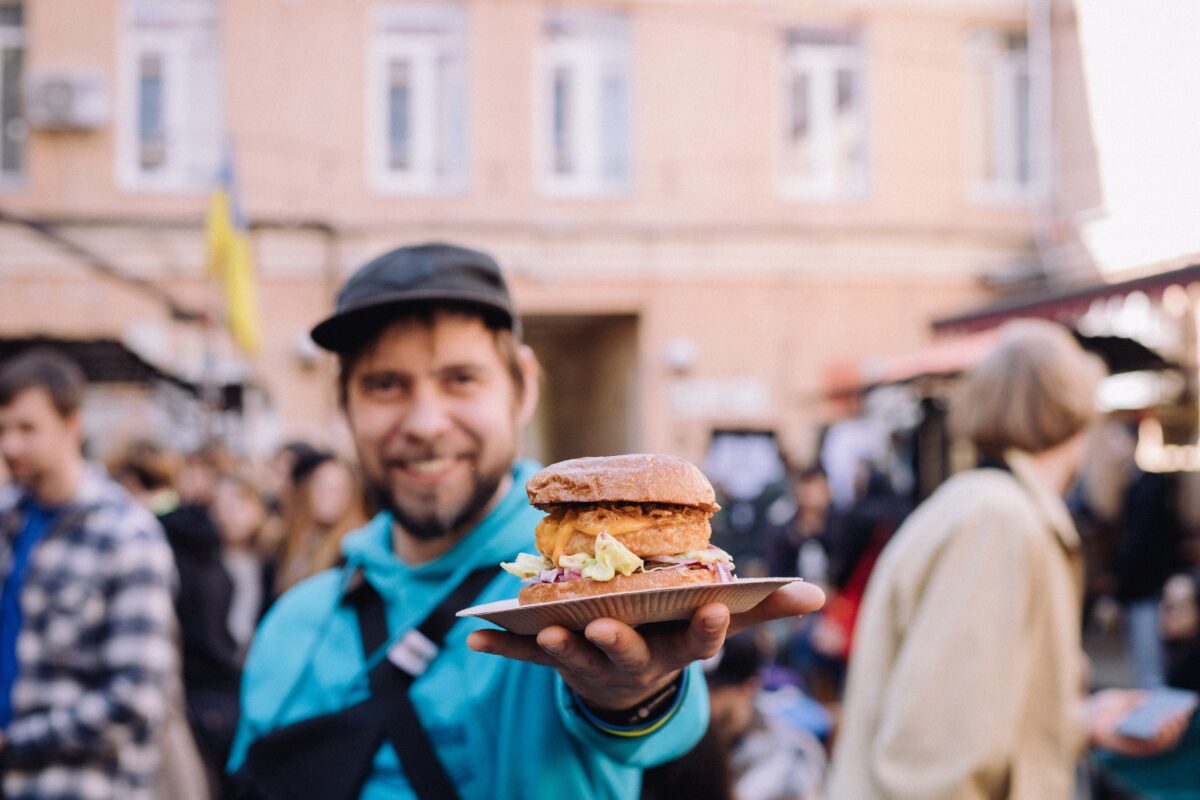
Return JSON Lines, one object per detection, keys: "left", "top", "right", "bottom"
{"left": 456, "top": 577, "right": 802, "bottom": 636}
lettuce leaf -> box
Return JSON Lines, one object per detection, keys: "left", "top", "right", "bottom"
{"left": 500, "top": 551, "right": 552, "bottom": 579}
{"left": 559, "top": 532, "right": 644, "bottom": 582}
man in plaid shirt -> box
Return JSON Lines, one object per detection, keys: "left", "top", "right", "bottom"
{"left": 0, "top": 349, "right": 177, "bottom": 799}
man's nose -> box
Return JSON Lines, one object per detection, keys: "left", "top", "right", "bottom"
{"left": 399, "top": 386, "right": 452, "bottom": 442}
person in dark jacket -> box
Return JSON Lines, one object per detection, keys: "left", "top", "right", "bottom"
{"left": 1161, "top": 568, "right": 1200, "bottom": 694}
{"left": 111, "top": 441, "right": 242, "bottom": 793}
{"left": 763, "top": 467, "right": 832, "bottom": 584}
{"left": 827, "top": 464, "right": 910, "bottom": 595}
{"left": 1116, "top": 468, "right": 1185, "bottom": 688}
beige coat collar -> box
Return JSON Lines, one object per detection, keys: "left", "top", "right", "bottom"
{"left": 1004, "top": 449, "right": 1081, "bottom": 552}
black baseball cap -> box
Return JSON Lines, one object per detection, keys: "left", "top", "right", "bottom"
{"left": 310, "top": 242, "right": 517, "bottom": 353}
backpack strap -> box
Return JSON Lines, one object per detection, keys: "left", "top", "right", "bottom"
{"left": 232, "top": 566, "right": 501, "bottom": 800}
{"left": 347, "top": 566, "right": 500, "bottom": 800}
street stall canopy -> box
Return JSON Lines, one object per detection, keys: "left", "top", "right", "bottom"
{"left": 0, "top": 336, "right": 245, "bottom": 411}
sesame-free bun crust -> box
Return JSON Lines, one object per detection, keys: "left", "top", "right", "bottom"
{"left": 518, "top": 566, "right": 720, "bottom": 605}
{"left": 526, "top": 454, "right": 719, "bottom": 512}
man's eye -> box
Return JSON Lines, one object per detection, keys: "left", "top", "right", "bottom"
{"left": 444, "top": 370, "right": 479, "bottom": 388}
{"left": 362, "top": 375, "right": 406, "bottom": 396}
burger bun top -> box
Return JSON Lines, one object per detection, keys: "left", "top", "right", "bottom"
{"left": 526, "top": 454, "right": 719, "bottom": 512}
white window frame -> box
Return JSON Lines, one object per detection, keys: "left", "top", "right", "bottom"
{"left": 536, "top": 10, "right": 631, "bottom": 197}
{"left": 117, "top": 0, "right": 221, "bottom": 193}
{"left": 778, "top": 32, "right": 868, "bottom": 202}
{"left": 366, "top": 4, "right": 468, "bottom": 195}
{"left": 0, "top": 6, "right": 24, "bottom": 187}
{"left": 968, "top": 30, "right": 1033, "bottom": 205}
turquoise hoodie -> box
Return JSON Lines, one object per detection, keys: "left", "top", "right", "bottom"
{"left": 228, "top": 461, "right": 708, "bottom": 799}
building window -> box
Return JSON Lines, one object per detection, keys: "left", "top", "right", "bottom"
{"left": 780, "top": 28, "right": 868, "bottom": 201}
{"left": 966, "top": 30, "right": 1032, "bottom": 204}
{"left": 0, "top": 2, "right": 25, "bottom": 184}
{"left": 118, "top": 0, "right": 221, "bottom": 191}
{"left": 538, "top": 8, "right": 631, "bottom": 196}
{"left": 367, "top": 4, "right": 468, "bottom": 194}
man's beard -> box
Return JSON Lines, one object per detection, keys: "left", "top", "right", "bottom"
{"left": 369, "top": 466, "right": 507, "bottom": 541}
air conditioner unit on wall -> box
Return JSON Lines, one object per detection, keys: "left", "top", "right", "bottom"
{"left": 25, "top": 69, "right": 110, "bottom": 131}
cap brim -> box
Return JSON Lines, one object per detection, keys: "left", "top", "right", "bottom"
{"left": 310, "top": 291, "right": 515, "bottom": 352}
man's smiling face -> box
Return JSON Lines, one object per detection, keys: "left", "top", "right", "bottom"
{"left": 345, "top": 310, "right": 534, "bottom": 542}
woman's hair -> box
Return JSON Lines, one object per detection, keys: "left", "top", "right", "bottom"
{"left": 950, "top": 319, "right": 1106, "bottom": 456}
{"left": 277, "top": 457, "right": 367, "bottom": 593}
{"left": 107, "top": 439, "right": 179, "bottom": 492}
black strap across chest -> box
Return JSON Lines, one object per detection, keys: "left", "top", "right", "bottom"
{"left": 347, "top": 566, "right": 500, "bottom": 800}
{"left": 232, "top": 565, "right": 500, "bottom": 800}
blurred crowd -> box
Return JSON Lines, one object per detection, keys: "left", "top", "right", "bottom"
{"left": 684, "top": 322, "right": 1200, "bottom": 799}
{"left": 2, "top": 319, "right": 1200, "bottom": 799}
{"left": 0, "top": 345, "right": 372, "bottom": 798}
{"left": 104, "top": 437, "right": 368, "bottom": 795}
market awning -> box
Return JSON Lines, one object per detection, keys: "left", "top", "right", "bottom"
{"left": 825, "top": 327, "right": 1172, "bottom": 398}
{"left": 931, "top": 263, "right": 1200, "bottom": 335}
{"left": 0, "top": 337, "right": 245, "bottom": 411}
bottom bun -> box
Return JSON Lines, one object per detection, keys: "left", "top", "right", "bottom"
{"left": 518, "top": 566, "right": 721, "bottom": 605}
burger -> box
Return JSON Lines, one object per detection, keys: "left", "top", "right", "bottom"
{"left": 501, "top": 454, "right": 735, "bottom": 605}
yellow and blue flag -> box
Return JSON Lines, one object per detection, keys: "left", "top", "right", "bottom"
{"left": 205, "top": 151, "right": 260, "bottom": 355}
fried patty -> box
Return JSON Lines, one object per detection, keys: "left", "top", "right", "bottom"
{"left": 534, "top": 503, "right": 713, "bottom": 563}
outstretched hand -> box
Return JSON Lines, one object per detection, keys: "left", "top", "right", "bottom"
{"left": 466, "top": 581, "right": 825, "bottom": 711}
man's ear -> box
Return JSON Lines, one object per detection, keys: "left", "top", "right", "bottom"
{"left": 63, "top": 411, "right": 86, "bottom": 458}
{"left": 514, "top": 344, "right": 540, "bottom": 427}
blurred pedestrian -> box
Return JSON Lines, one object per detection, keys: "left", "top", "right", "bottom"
{"left": 108, "top": 438, "right": 227, "bottom": 798}
{"left": 170, "top": 469, "right": 276, "bottom": 797}
{"left": 1085, "top": 567, "right": 1200, "bottom": 798}
{"left": 1090, "top": 571, "right": 1200, "bottom": 800}
{"left": 212, "top": 472, "right": 274, "bottom": 658}
{"left": 829, "top": 320, "right": 1180, "bottom": 800}
{"left": 640, "top": 726, "right": 734, "bottom": 800}
{"left": 178, "top": 443, "right": 230, "bottom": 510}
{"left": 1161, "top": 569, "right": 1200, "bottom": 694}
{"left": 113, "top": 441, "right": 243, "bottom": 796}
{"left": 109, "top": 437, "right": 182, "bottom": 514}
{"left": 262, "top": 440, "right": 320, "bottom": 516}
{"left": 705, "top": 634, "right": 826, "bottom": 800}
{"left": 760, "top": 466, "right": 841, "bottom": 698}
{"left": 826, "top": 461, "right": 910, "bottom": 596}
{"left": 256, "top": 440, "right": 320, "bottom": 561}
{"left": 810, "top": 462, "right": 911, "bottom": 669}
{"left": 1116, "top": 465, "right": 1184, "bottom": 688}
{"left": 0, "top": 349, "right": 177, "bottom": 798}
{"left": 763, "top": 466, "right": 832, "bottom": 584}
{"left": 274, "top": 452, "right": 366, "bottom": 594}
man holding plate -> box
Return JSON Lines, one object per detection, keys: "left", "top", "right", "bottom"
{"left": 227, "top": 242, "right": 825, "bottom": 800}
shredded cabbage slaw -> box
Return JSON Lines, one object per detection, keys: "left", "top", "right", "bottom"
{"left": 501, "top": 532, "right": 735, "bottom": 585}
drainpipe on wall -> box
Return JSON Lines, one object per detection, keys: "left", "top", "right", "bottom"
{"left": 1028, "top": 0, "right": 1059, "bottom": 281}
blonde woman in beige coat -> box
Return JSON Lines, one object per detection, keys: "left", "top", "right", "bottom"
{"left": 828, "top": 320, "right": 1189, "bottom": 800}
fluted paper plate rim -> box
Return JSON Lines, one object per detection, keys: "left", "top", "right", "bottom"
{"left": 457, "top": 577, "right": 802, "bottom": 635}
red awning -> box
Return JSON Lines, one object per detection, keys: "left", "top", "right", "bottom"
{"left": 823, "top": 328, "right": 1002, "bottom": 396}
